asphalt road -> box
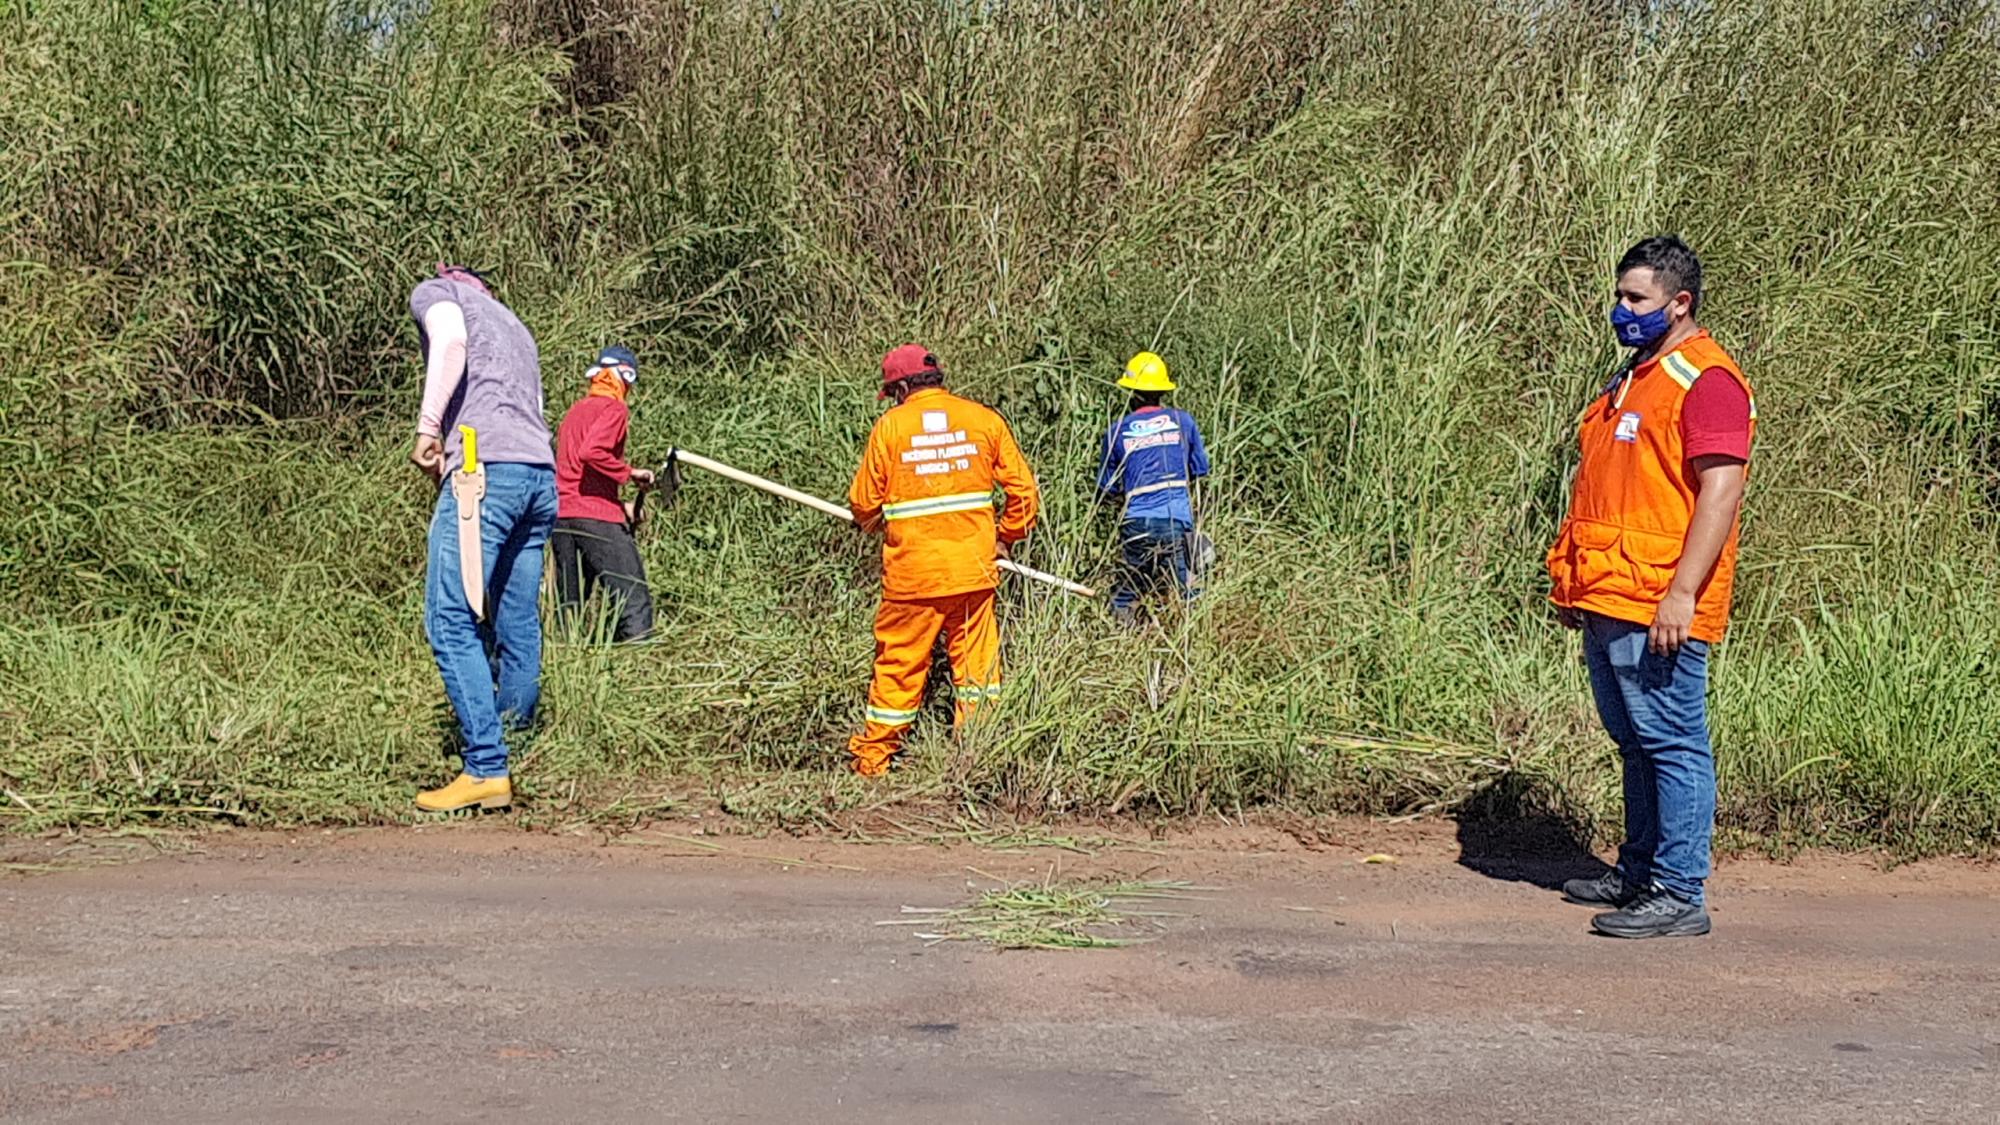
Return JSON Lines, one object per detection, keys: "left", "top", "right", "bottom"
{"left": 3, "top": 824, "right": 1996, "bottom": 1123}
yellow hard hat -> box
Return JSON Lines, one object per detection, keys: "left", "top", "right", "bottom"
{"left": 1118, "top": 351, "right": 1174, "bottom": 392}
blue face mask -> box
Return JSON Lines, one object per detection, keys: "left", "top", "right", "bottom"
{"left": 1610, "top": 303, "right": 1672, "bottom": 349}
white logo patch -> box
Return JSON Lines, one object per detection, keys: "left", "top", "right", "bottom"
{"left": 922, "top": 411, "right": 949, "bottom": 433}
{"left": 1615, "top": 412, "right": 1642, "bottom": 443}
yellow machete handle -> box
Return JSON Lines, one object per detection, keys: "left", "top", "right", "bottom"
{"left": 458, "top": 424, "right": 479, "bottom": 473}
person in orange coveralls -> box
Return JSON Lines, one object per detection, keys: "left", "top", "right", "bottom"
{"left": 846, "top": 344, "right": 1040, "bottom": 777}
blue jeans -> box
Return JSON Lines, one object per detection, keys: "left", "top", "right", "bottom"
{"left": 1582, "top": 611, "right": 1715, "bottom": 905}
{"left": 425, "top": 463, "right": 558, "bottom": 778}
{"left": 1111, "top": 517, "right": 1193, "bottom": 612}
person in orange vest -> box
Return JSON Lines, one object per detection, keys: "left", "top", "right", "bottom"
{"left": 846, "top": 344, "right": 1040, "bottom": 777}
{"left": 1547, "top": 235, "right": 1755, "bottom": 939}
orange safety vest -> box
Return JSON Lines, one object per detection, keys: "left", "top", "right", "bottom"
{"left": 1546, "top": 329, "right": 1755, "bottom": 643}
{"left": 849, "top": 387, "right": 1040, "bottom": 600}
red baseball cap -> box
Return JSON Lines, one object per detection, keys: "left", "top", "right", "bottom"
{"left": 880, "top": 343, "right": 940, "bottom": 397}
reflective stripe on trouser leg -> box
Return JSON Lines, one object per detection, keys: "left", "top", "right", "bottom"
{"left": 943, "top": 589, "right": 1001, "bottom": 728}
{"left": 848, "top": 596, "right": 947, "bottom": 770}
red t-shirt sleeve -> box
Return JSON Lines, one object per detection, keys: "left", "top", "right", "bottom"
{"left": 1681, "top": 368, "right": 1752, "bottom": 462}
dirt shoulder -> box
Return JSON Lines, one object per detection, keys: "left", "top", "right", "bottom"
{"left": 3, "top": 821, "right": 1996, "bottom": 1122}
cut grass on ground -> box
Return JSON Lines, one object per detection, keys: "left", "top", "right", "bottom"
{"left": 881, "top": 872, "right": 1207, "bottom": 950}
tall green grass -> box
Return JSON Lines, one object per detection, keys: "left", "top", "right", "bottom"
{"left": 3, "top": 0, "right": 1997, "bottom": 851}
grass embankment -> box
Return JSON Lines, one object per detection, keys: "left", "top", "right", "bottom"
{"left": 3, "top": 1, "right": 1998, "bottom": 851}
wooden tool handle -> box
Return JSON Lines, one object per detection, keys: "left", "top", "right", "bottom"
{"left": 669, "top": 449, "right": 1097, "bottom": 598}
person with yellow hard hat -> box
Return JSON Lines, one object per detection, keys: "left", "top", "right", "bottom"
{"left": 1095, "top": 351, "right": 1210, "bottom": 623}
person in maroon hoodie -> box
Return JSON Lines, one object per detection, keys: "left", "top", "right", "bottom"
{"left": 551, "top": 346, "right": 657, "bottom": 641}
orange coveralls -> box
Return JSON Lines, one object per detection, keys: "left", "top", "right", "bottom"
{"left": 846, "top": 387, "right": 1039, "bottom": 775}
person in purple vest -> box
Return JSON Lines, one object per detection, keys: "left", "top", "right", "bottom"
{"left": 1095, "top": 351, "right": 1211, "bottom": 625}
{"left": 406, "top": 264, "right": 557, "bottom": 813}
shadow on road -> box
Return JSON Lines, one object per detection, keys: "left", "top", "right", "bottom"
{"left": 1453, "top": 773, "right": 1609, "bottom": 892}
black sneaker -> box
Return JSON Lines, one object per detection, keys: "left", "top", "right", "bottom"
{"left": 1591, "top": 890, "right": 1711, "bottom": 939}
{"left": 1562, "top": 870, "right": 1641, "bottom": 907}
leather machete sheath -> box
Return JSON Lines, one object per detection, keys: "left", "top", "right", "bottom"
{"left": 451, "top": 425, "right": 488, "bottom": 620}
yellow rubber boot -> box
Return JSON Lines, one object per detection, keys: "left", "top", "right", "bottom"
{"left": 415, "top": 773, "right": 512, "bottom": 812}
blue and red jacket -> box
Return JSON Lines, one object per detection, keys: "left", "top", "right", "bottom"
{"left": 1096, "top": 406, "right": 1209, "bottom": 526}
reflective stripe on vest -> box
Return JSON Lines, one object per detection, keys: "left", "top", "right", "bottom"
{"left": 1122, "top": 477, "right": 1192, "bottom": 519}
{"left": 882, "top": 491, "right": 995, "bottom": 521}
{"left": 1664, "top": 347, "right": 1758, "bottom": 418}
{"left": 1125, "top": 478, "right": 1190, "bottom": 500}
{"left": 1661, "top": 350, "right": 1702, "bottom": 390}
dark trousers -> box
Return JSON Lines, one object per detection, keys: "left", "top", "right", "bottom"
{"left": 1111, "top": 517, "right": 1193, "bottom": 612}
{"left": 551, "top": 517, "right": 654, "bottom": 642}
